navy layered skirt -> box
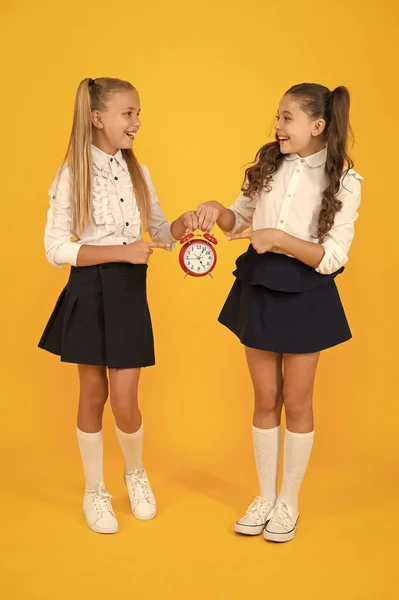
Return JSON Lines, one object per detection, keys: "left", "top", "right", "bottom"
{"left": 218, "top": 246, "right": 351, "bottom": 354}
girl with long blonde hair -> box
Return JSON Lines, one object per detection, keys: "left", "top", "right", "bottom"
{"left": 39, "top": 77, "right": 196, "bottom": 534}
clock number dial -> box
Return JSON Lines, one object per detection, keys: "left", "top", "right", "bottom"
{"left": 184, "top": 241, "right": 215, "bottom": 274}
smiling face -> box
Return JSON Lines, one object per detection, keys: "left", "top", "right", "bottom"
{"left": 275, "top": 94, "right": 326, "bottom": 157}
{"left": 91, "top": 89, "right": 141, "bottom": 155}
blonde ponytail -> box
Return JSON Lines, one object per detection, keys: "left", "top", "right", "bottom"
{"left": 58, "top": 77, "right": 150, "bottom": 235}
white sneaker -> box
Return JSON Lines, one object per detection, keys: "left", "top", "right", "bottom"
{"left": 82, "top": 483, "right": 118, "bottom": 534}
{"left": 124, "top": 468, "right": 157, "bottom": 520}
{"left": 234, "top": 496, "right": 275, "bottom": 535}
{"left": 263, "top": 500, "right": 299, "bottom": 543}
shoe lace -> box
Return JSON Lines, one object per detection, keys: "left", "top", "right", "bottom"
{"left": 269, "top": 501, "right": 294, "bottom": 531}
{"left": 92, "top": 487, "right": 113, "bottom": 514}
{"left": 126, "top": 469, "right": 151, "bottom": 502}
{"left": 246, "top": 496, "right": 272, "bottom": 520}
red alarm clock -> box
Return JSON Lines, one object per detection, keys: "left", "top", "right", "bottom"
{"left": 179, "top": 232, "right": 218, "bottom": 278}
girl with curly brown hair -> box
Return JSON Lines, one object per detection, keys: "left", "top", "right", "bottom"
{"left": 195, "top": 83, "right": 363, "bottom": 543}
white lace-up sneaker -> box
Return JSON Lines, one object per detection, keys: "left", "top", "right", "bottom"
{"left": 234, "top": 496, "right": 275, "bottom": 535}
{"left": 82, "top": 483, "right": 118, "bottom": 534}
{"left": 124, "top": 468, "right": 157, "bottom": 520}
{"left": 263, "top": 500, "right": 299, "bottom": 542}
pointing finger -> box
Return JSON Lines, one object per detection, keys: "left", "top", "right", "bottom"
{"left": 227, "top": 232, "right": 251, "bottom": 241}
{"left": 147, "top": 242, "right": 171, "bottom": 250}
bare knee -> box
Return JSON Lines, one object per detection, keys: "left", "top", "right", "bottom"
{"left": 254, "top": 385, "right": 282, "bottom": 415}
{"left": 79, "top": 366, "right": 109, "bottom": 412}
{"left": 110, "top": 392, "right": 139, "bottom": 426}
{"left": 283, "top": 389, "right": 313, "bottom": 420}
{"left": 108, "top": 368, "right": 141, "bottom": 431}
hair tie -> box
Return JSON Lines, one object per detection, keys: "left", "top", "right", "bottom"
{"left": 327, "top": 89, "right": 334, "bottom": 107}
{"left": 89, "top": 78, "right": 95, "bottom": 87}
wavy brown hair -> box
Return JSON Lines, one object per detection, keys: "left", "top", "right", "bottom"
{"left": 58, "top": 77, "right": 150, "bottom": 235}
{"left": 242, "top": 83, "right": 354, "bottom": 239}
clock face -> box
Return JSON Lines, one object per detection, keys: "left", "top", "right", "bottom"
{"left": 183, "top": 241, "right": 216, "bottom": 275}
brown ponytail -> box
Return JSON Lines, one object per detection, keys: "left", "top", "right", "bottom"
{"left": 321, "top": 86, "right": 354, "bottom": 238}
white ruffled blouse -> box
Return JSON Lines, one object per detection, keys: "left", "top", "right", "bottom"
{"left": 44, "top": 144, "right": 176, "bottom": 268}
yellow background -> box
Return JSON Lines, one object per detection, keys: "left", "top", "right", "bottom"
{"left": 1, "top": 0, "right": 398, "bottom": 598}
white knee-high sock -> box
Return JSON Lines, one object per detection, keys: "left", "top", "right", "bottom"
{"left": 278, "top": 429, "right": 314, "bottom": 516}
{"left": 252, "top": 425, "right": 281, "bottom": 502}
{"left": 115, "top": 423, "right": 143, "bottom": 474}
{"left": 76, "top": 428, "right": 104, "bottom": 492}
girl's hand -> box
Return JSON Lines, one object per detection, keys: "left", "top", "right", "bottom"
{"left": 196, "top": 201, "right": 223, "bottom": 233}
{"left": 227, "top": 228, "right": 280, "bottom": 254}
{"left": 170, "top": 211, "right": 198, "bottom": 240}
{"left": 181, "top": 210, "right": 199, "bottom": 234}
{"left": 125, "top": 240, "right": 170, "bottom": 264}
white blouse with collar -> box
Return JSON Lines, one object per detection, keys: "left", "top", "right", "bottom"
{"left": 228, "top": 147, "right": 363, "bottom": 275}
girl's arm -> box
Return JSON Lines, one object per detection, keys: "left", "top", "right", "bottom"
{"left": 44, "top": 167, "right": 82, "bottom": 268}
{"left": 274, "top": 231, "right": 325, "bottom": 268}
{"left": 196, "top": 201, "right": 236, "bottom": 233}
{"left": 228, "top": 228, "right": 325, "bottom": 268}
{"left": 314, "top": 171, "right": 362, "bottom": 274}
{"left": 76, "top": 242, "right": 169, "bottom": 267}
{"left": 196, "top": 191, "right": 258, "bottom": 234}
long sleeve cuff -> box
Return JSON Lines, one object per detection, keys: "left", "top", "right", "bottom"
{"left": 50, "top": 242, "right": 81, "bottom": 268}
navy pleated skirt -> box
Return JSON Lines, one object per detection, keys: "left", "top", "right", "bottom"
{"left": 38, "top": 263, "right": 155, "bottom": 369}
{"left": 218, "top": 246, "right": 351, "bottom": 354}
